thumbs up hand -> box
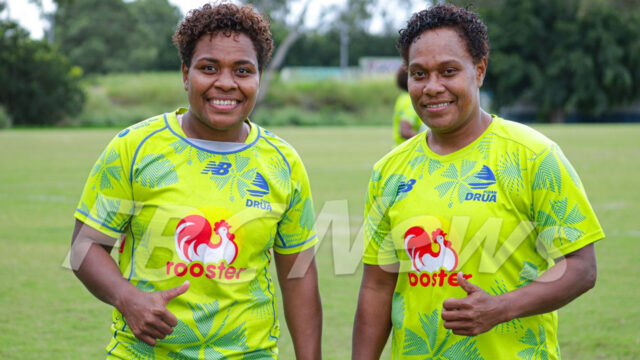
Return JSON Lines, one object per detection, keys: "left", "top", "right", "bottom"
{"left": 441, "top": 273, "right": 508, "bottom": 336}
{"left": 116, "top": 281, "right": 190, "bottom": 346}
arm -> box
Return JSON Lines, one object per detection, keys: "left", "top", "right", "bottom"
{"left": 352, "top": 263, "right": 399, "bottom": 360}
{"left": 70, "top": 219, "right": 189, "bottom": 346}
{"left": 442, "top": 244, "right": 597, "bottom": 336}
{"left": 274, "top": 247, "right": 322, "bottom": 360}
{"left": 399, "top": 119, "right": 418, "bottom": 140}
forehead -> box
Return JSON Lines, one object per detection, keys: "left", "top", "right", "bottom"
{"left": 192, "top": 32, "right": 258, "bottom": 62}
{"left": 408, "top": 28, "right": 473, "bottom": 66}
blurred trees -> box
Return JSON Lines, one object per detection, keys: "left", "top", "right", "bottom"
{"left": 0, "top": 2, "right": 85, "bottom": 126}
{"left": 53, "top": 0, "right": 181, "bottom": 73}
{"left": 453, "top": 0, "right": 640, "bottom": 122}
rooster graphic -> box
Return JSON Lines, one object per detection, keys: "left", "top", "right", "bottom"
{"left": 404, "top": 227, "right": 458, "bottom": 272}
{"left": 175, "top": 215, "right": 238, "bottom": 265}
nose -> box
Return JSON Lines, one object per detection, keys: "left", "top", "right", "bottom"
{"left": 214, "top": 69, "right": 237, "bottom": 91}
{"left": 423, "top": 74, "right": 445, "bottom": 97}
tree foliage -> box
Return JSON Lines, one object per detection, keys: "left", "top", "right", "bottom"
{"left": 453, "top": 0, "right": 640, "bottom": 122}
{"left": 0, "top": 17, "right": 85, "bottom": 126}
{"left": 53, "top": 0, "right": 182, "bottom": 73}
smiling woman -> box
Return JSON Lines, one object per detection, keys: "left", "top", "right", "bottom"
{"left": 353, "top": 4, "right": 604, "bottom": 360}
{"left": 69, "top": 3, "right": 322, "bottom": 360}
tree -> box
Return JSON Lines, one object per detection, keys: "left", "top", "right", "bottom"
{"left": 0, "top": 15, "right": 85, "bottom": 125}
{"left": 129, "top": 0, "right": 182, "bottom": 71}
{"left": 53, "top": 0, "right": 182, "bottom": 73}
{"left": 453, "top": 0, "right": 640, "bottom": 122}
{"left": 54, "top": 0, "right": 140, "bottom": 73}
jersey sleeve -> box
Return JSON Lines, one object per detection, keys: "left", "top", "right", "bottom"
{"left": 273, "top": 153, "right": 317, "bottom": 254}
{"left": 74, "top": 134, "right": 134, "bottom": 239}
{"left": 363, "top": 168, "right": 399, "bottom": 265}
{"left": 530, "top": 144, "right": 605, "bottom": 258}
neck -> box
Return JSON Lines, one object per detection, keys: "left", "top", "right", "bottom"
{"left": 427, "top": 109, "right": 492, "bottom": 155}
{"left": 182, "top": 110, "right": 249, "bottom": 142}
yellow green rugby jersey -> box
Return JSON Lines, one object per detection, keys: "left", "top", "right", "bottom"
{"left": 363, "top": 116, "right": 604, "bottom": 360}
{"left": 74, "top": 108, "right": 317, "bottom": 359}
{"left": 393, "top": 92, "right": 424, "bottom": 146}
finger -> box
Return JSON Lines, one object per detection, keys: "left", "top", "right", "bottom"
{"left": 443, "top": 297, "right": 467, "bottom": 310}
{"left": 149, "top": 319, "right": 174, "bottom": 337}
{"left": 441, "top": 309, "right": 468, "bottom": 321}
{"left": 140, "top": 325, "right": 167, "bottom": 341}
{"left": 451, "top": 328, "right": 478, "bottom": 337}
{"left": 458, "top": 272, "right": 480, "bottom": 295}
{"left": 442, "top": 320, "right": 471, "bottom": 331}
{"left": 137, "top": 333, "right": 157, "bottom": 346}
{"left": 159, "top": 309, "right": 179, "bottom": 328}
{"left": 160, "top": 281, "right": 190, "bottom": 303}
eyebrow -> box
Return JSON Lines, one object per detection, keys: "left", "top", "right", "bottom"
{"left": 409, "top": 59, "right": 462, "bottom": 68}
{"left": 195, "top": 57, "right": 257, "bottom": 66}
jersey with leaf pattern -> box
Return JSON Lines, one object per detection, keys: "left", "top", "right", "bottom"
{"left": 393, "top": 92, "right": 424, "bottom": 146}
{"left": 363, "top": 116, "right": 604, "bottom": 360}
{"left": 75, "top": 108, "right": 317, "bottom": 359}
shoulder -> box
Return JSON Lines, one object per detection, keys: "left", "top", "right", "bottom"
{"left": 109, "top": 112, "right": 170, "bottom": 149}
{"left": 373, "top": 133, "right": 423, "bottom": 173}
{"left": 490, "top": 116, "right": 558, "bottom": 154}
{"left": 258, "top": 125, "right": 306, "bottom": 170}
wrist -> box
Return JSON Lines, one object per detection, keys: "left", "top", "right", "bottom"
{"left": 498, "top": 292, "right": 516, "bottom": 324}
{"left": 112, "top": 282, "right": 138, "bottom": 312}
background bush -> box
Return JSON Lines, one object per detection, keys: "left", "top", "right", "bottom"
{"left": 0, "top": 105, "right": 11, "bottom": 129}
{"left": 72, "top": 72, "right": 401, "bottom": 127}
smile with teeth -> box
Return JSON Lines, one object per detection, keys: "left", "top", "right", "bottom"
{"left": 211, "top": 99, "right": 238, "bottom": 106}
{"left": 426, "top": 101, "right": 453, "bottom": 109}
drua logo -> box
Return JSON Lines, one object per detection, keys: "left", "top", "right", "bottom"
{"left": 464, "top": 165, "right": 497, "bottom": 203}
{"left": 245, "top": 172, "right": 273, "bottom": 210}
{"left": 201, "top": 161, "right": 232, "bottom": 176}
{"left": 168, "top": 215, "right": 248, "bottom": 281}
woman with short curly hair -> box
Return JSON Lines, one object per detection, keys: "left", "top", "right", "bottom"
{"left": 354, "top": 4, "right": 602, "bottom": 359}
{"left": 70, "top": 3, "right": 322, "bottom": 359}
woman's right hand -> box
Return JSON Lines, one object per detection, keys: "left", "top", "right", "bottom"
{"left": 115, "top": 281, "right": 190, "bottom": 346}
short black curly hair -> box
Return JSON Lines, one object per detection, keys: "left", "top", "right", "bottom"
{"left": 396, "top": 65, "right": 408, "bottom": 91}
{"left": 397, "top": 4, "right": 489, "bottom": 64}
{"left": 173, "top": 2, "right": 273, "bottom": 72}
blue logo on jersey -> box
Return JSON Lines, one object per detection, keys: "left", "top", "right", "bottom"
{"left": 247, "top": 172, "right": 270, "bottom": 198}
{"left": 464, "top": 165, "right": 497, "bottom": 203}
{"left": 397, "top": 179, "right": 417, "bottom": 195}
{"left": 201, "top": 161, "right": 232, "bottom": 175}
{"left": 467, "top": 165, "right": 496, "bottom": 190}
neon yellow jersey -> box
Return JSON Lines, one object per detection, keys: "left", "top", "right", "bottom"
{"left": 393, "top": 92, "right": 424, "bottom": 146}
{"left": 363, "top": 116, "right": 604, "bottom": 359}
{"left": 75, "top": 108, "right": 317, "bottom": 359}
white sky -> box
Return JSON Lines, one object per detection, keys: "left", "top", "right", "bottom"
{"left": 1, "top": 0, "right": 425, "bottom": 39}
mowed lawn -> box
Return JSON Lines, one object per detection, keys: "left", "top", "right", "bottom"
{"left": 0, "top": 124, "right": 638, "bottom": 359}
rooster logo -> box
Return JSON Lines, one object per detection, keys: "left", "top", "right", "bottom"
{"left": 175, "top": 215, "right": 238, "bottom": 265}
{"left": 404, "top": 227, "right": 458, "bottom": 272}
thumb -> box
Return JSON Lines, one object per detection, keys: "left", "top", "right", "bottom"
{"left": 457, "top": 272, "right": 480, "bottom": 295}
{"left": 161, "top": 281, "right": 190, "bottom": 303}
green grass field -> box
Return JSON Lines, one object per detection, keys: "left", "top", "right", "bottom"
{"left": 1, "top": 124, "right": 639, "bottom": 359}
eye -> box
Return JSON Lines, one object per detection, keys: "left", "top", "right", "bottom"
{"left": 411, "top": 70, "right": 425, "bottom": 79}
{"left": 236, "top": 67, "right": 253, "bottom": 76}
{"left": 202, "top": 64, "right": 217, "bottom": 73}
{"left": 443, "top": 68, "right": 458, "bottom": 76}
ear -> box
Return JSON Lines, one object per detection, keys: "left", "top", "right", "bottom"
{"left": 475, "top": 57, "right": 488, "bottom": 88}
{"left": 181, "top": 62, "right": 189, "bottom": 91}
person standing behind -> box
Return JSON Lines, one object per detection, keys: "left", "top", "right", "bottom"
{"left": 69, "top": 3, "right": 321, "bottom": 359}
{"left": 353, "top": 4, "right": 604, "bottom": 360}
{"left": 392, "top": 66, "right": 425, "bottom": 146}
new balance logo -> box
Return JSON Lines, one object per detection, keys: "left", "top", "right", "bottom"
{"left": 398, "top": 179, "right": 417, "bottom": 195}
{"left": 201, "top": 161, "right": 232, "bottom": 176}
